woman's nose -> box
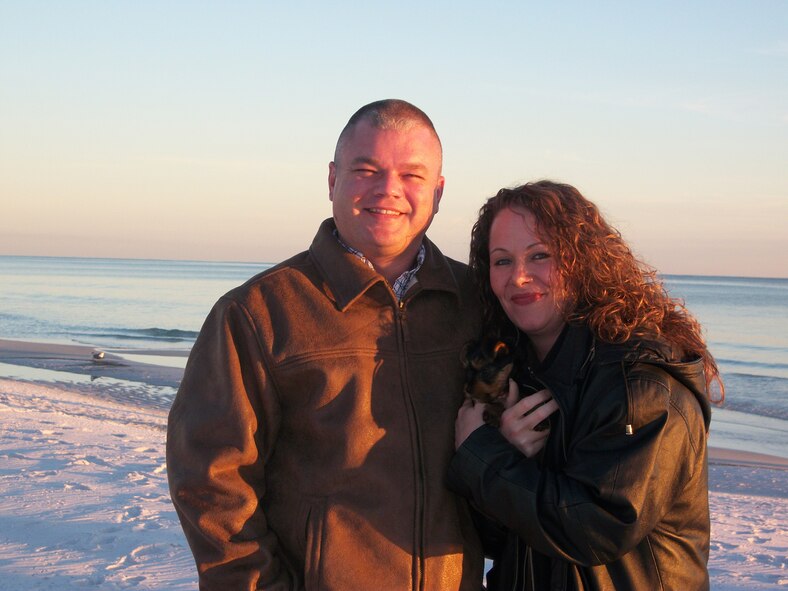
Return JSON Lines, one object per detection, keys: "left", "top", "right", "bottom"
{"left": 512, "top": 261, "right": 531, "bottom": 286}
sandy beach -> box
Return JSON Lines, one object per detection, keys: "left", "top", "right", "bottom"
{"left": 0, "top": 339, "right": 786, "bottom": 590}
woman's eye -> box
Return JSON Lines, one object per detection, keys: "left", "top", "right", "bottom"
{"left": 531, "top": 252, "right": 550, "bottom": 261}
{"left": 492, "top": 258, "right": 511, "bottom": 266}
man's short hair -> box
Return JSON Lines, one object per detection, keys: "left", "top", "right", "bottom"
{"left": 334, "top": 99, "right": 442, "bottom": 162}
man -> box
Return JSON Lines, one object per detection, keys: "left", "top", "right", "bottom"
{"left": 167, "top": 99, "right": 483, "bottom": 590}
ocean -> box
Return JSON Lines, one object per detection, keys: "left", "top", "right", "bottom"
{"left": 1, "top": 256, "right": 787, "bottom": 424}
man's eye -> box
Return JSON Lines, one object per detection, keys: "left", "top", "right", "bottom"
{"left": 355, "top": 168, "right": 376, "bottom": 176}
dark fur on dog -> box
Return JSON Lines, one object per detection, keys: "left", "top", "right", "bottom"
{"left": 461, "top": 336, "right": 550, "bottom": 430}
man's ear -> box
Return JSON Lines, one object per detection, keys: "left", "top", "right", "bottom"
{"left": 328, "top": 161, "right": 336, "bottom": 202}
{"left": 433, "top": 176, "right": 445, "bottom": 212}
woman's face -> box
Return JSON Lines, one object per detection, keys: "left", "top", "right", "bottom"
{"left": 488, "top": 207, "right": 567, "bottom": 359}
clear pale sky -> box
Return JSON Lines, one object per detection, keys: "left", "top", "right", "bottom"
{"left": 1, "top": 1, "right": 786, "bottom": 278}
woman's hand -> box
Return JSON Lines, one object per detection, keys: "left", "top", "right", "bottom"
{"left": 455, "top": 398, "right": 486, "bottom": 450}
{"left": 499, "top": 379, "right": 559, "bottom": 458}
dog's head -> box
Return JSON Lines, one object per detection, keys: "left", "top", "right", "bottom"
{"left": 461, "top": 336, "right": 515, "bottom": 404}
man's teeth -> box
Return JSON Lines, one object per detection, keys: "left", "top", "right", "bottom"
{"left": 369, "top": 208, "right": 401, "bottom": 215}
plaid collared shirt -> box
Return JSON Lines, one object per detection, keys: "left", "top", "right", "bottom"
{"left": 334, "top": 230, "right": 425, "bottom": 302}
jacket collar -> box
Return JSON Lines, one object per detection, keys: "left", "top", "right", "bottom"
{"left": 308, "top": 218, "right": 462, "bottom": 312}
{"left": 535, "top": 323, "right": 595, "bottom": 401}
{"left": 535, "top": 322, "right": 711, "bottom": 429}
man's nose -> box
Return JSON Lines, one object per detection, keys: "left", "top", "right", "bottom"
{"left": 375, "top": 171, "right": 403, "bottom": 197}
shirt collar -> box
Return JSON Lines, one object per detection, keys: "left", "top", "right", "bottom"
{"left": 333, "top": 229, "right": 425, "bottom": 301}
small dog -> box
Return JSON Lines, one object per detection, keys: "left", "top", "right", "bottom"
{"left": 461, "top": 336, "right": 550, "bottom": 430}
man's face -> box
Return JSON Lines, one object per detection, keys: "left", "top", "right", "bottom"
{"left": 328, "top": 120, "right": 444, "bottom": 266}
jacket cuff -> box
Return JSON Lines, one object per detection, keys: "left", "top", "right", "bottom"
{"left": 447, "top": 424, "right": 513, "bottom": 496}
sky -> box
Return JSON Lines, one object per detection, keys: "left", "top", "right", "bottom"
{"left": 1, "top": 1, "right": 786, "bottom": 278}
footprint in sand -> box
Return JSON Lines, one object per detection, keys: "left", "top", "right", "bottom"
{"left": 105, "top": 544, "right": 165, "bottom": 587}
{"left": 39, "top": 429, "right": 62, "bottom": 436}
{"left": 139, "top": 492, "right": 170, "bottom": 503}
{"left": 133, "top": 446, "right": 157, "bottom": 453}
{"left": 114, "top": 504, "right": 165, "bottom": 531}
{"left": 126, "top": 471, "right": 149, "bottom": 484}
{"left": 94, "top": 533, "right": 118, "bottom": 547}
{"left": 83, "top": 454, "right": 113, "bottom": 467}
{"left": 130, "top": 544, "right": 168, "bottom": 560}
{"left": 74, "top": 573, "right": 106, "bottom": 586}
{"left": 116, "top": 505, "right": 143, "bottom": 523}
{"left": 63, "top": 481, "right": 92, "bottom": 491}
{"left": 27, "top": 470, "right": 59, "bottom": 478}
{"left": 710, "top": 541, "right": 738, "bottom": 551}
{"left": 106, "top": 554, "right": 132, "bottom": 571}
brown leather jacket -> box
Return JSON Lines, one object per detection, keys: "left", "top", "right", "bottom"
{"left": 167, "top": 219, "right": 484, "bottom": 590}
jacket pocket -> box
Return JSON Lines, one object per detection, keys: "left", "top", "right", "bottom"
{"left": 301, "top": 497, "right": 326, "bottom": 591}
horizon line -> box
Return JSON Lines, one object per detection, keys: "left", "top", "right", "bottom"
{"left": 0, "top": 253, "right": 785, "bottom": 282}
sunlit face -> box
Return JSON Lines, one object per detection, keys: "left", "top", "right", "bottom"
{"left": 328, "top": 120, "right": 444, "bottom": 268}
{"left": 488, "top": 207, "right": 567, "bottom": 359}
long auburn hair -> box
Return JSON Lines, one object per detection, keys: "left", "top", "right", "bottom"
{"left": 469, "top": 180, "right": 723, "bottom": 402}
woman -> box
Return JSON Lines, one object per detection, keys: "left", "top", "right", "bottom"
{"left": 449, "top": 181, "right": 722, "bottom": 590}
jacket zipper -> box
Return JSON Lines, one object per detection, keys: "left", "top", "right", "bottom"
{"left": 396, "top": 297, "right": 426, "bottom": 590}
{"left": 511, "top": 536, "right": 520, "bottom": 591}
{"left": 525, "top": 544, "right": 535, "bottom": 591}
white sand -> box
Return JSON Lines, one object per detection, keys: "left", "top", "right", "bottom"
{"left": 0, "top": 379, "right": 194, "bottom": 590}
{"left": 0, "top": 375, "right": 786, "bottom": 589}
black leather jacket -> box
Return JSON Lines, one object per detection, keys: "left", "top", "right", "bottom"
{"left": 448, "top": 324, "right": 712, "bottom": 590}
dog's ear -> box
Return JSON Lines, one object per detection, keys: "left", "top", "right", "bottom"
{"left": 492, "top": 340, "right": 509, "bottom": 358}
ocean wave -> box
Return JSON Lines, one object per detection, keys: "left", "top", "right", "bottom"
{"left": 664, "top": 275, "right": 788, "bottom": 289}
{"left": 72, "top": 327, "right": 199, "bottom": 343}
{"left": 131, "top": 327, "right": 199, "bottom": 339}
{"left": 713, "top": 342, "right": 788, "bottom": 354}
{"left": 721, "top": 399, "right": 788, "bottom": 421}
{"left": 724, "top": 371, "right": 788, "bottom": 382}
{"left": 717, "top": 358, "right": 788, "bottom": 371}
{"left": 718, "top": 372, "right": 788, "bottom": 420}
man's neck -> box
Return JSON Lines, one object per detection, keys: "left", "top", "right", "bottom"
{"left": 372, "top": 260, "right": 412, "bottom": 285}
{"left": 333, "top": 230, "right": 424, "bottom": 285}
{"left": 368, "top": 244, "right": 424, "bottom": 285}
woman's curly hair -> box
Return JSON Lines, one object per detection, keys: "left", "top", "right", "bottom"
{"left": 469, "top": 180, "right": 722, "bottom": 401}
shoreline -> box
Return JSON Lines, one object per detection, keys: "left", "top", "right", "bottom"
{"left": 0, "top": 338, "right": 185, "bottom": 389}
{"left": 708, "top": 447, "right": 788, "bottom": 470}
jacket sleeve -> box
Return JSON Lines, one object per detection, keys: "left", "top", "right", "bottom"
{"left": 447, "top": 363, "right": 705, "bottom": 566}
{"left": 166, "top": 297, "right": 292, "bottom": 590}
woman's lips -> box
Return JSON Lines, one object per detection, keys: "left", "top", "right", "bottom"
{"left": 511, "top": 292, "right": 544, "bottom": 305}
